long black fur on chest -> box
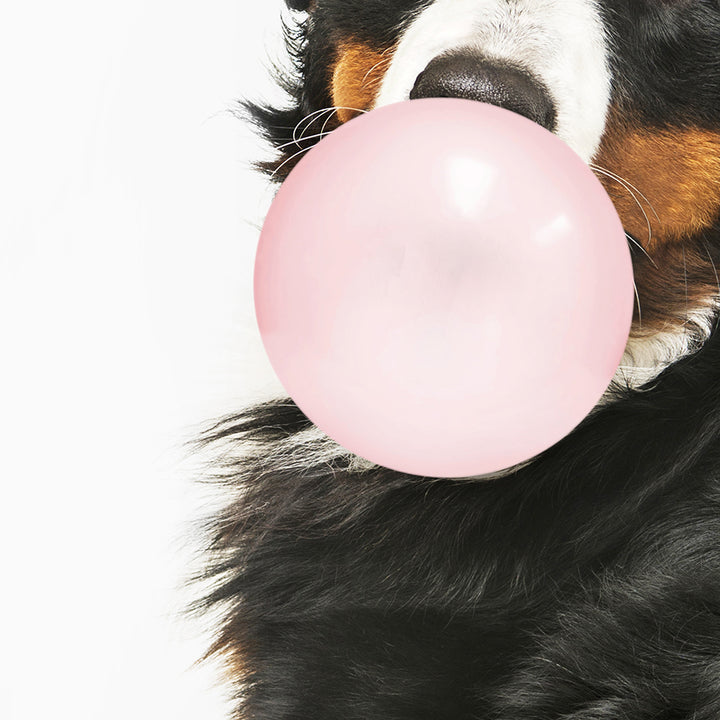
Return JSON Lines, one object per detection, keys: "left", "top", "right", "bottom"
{"left": 194, "top": 320, "right": 720, "bottom": 719}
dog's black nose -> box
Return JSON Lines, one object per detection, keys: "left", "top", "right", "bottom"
{"left": 409, "top": 52, "right": 557, "bottom": 132}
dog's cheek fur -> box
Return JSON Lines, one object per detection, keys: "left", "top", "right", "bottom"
{"left": 591, "top": 106, "right": 720, "bottom": 338}
{"left": 594, "top": 112, "right": 720, "bottom": 247}
{"left": 332, "top": 42, "right": 394, "bottom": 122}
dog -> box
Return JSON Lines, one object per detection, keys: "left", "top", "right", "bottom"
{"left": 194, "top": 1, "right": 720, "bottom": 717}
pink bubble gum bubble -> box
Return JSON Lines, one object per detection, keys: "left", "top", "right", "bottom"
{"left": 254, "top": 99, "right": 634, "bottom": 478}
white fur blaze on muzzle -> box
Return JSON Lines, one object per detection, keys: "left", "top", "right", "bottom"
{"left": 374, "top": 0, "right": 612, "bottom": 163}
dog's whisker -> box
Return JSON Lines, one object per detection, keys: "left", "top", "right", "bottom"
{"left": 292, "top": 106, "right": 370, "bottom": 146}
{"left": 275, "top": 130, "right": 333, "bottom": 152}
{"left": 319, "top": 111, "right": 337, "bottom": 137}
{"left": 590, "top": 163, "right": 661, "bottom": 224}
{"left": 625, "top": 232, "right": 658, "bottom": 269}
{"left": 633, "top": 279, "right": 642, "bottom": 330}
{"left": 320, "top": 106, "right": 368, "bottom": 136}
{"left": 590, "top": 164, "right": 655, "bottom": 253}
{"left": 270, "top": 144, "right": 323, "bottom": 180}
{"left": 701, "top": 235, "right": 720, "bottom": 333}
{"left": 589, "top": 164, "right": 653, "bottom": 234}
{"left": 682, "top": 244, "right": 689, "bottom": 323}
{"left": 293, "top": 106, "right": 359, "bottom": 143}
{"left": 292, "top": 107, "right": 340, "bottom": 144}
{"left": 361, "top": 55, "right": 394, "bottom": 85}
{"left": 273, "top": 110, "right": 368, "bottom": 178}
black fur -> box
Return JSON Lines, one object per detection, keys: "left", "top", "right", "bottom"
{"left": 285, "top": 0, "right": 313, "bottom": 11}
{"left": 195, "top": 323, "right": 720, "bottom": 718}
{"left": 195, "top": 2, "right": 720, "bottom": 717}
{"left": 601, "top": 0, "right": 720, "bottom": 128}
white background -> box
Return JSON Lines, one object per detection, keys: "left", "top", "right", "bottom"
{"left": 0, "top": 2, "right": 291, "bottom": 717}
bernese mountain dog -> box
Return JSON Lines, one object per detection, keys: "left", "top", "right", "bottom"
{"left": 193, "top": 1, "right": 720, "bottom": 717}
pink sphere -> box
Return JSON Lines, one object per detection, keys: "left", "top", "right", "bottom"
{"left": 254, "top": 99, "right": 634, "bottom": 478}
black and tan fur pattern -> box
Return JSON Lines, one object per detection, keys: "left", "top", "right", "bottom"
{"left": 193, "top": 2, "right": 720, "bottom": 718}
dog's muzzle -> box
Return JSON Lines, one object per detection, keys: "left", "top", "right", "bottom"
{"left": 409, "top": 51, "right": 557, "bottom": 132}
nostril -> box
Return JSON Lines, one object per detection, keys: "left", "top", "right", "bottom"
{"left": 409, "top": 52, "right": 557, "bottom": 132}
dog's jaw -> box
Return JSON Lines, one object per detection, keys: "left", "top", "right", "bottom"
{"left": 374, "top": 0, "right": 612, "bottom": 164}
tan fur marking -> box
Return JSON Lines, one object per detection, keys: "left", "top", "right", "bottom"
{"left": 332, "top": 42, "right": 394, "bottom": 123}
{"left": 594, "top": 116, "right": 720, "bottom": 248}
